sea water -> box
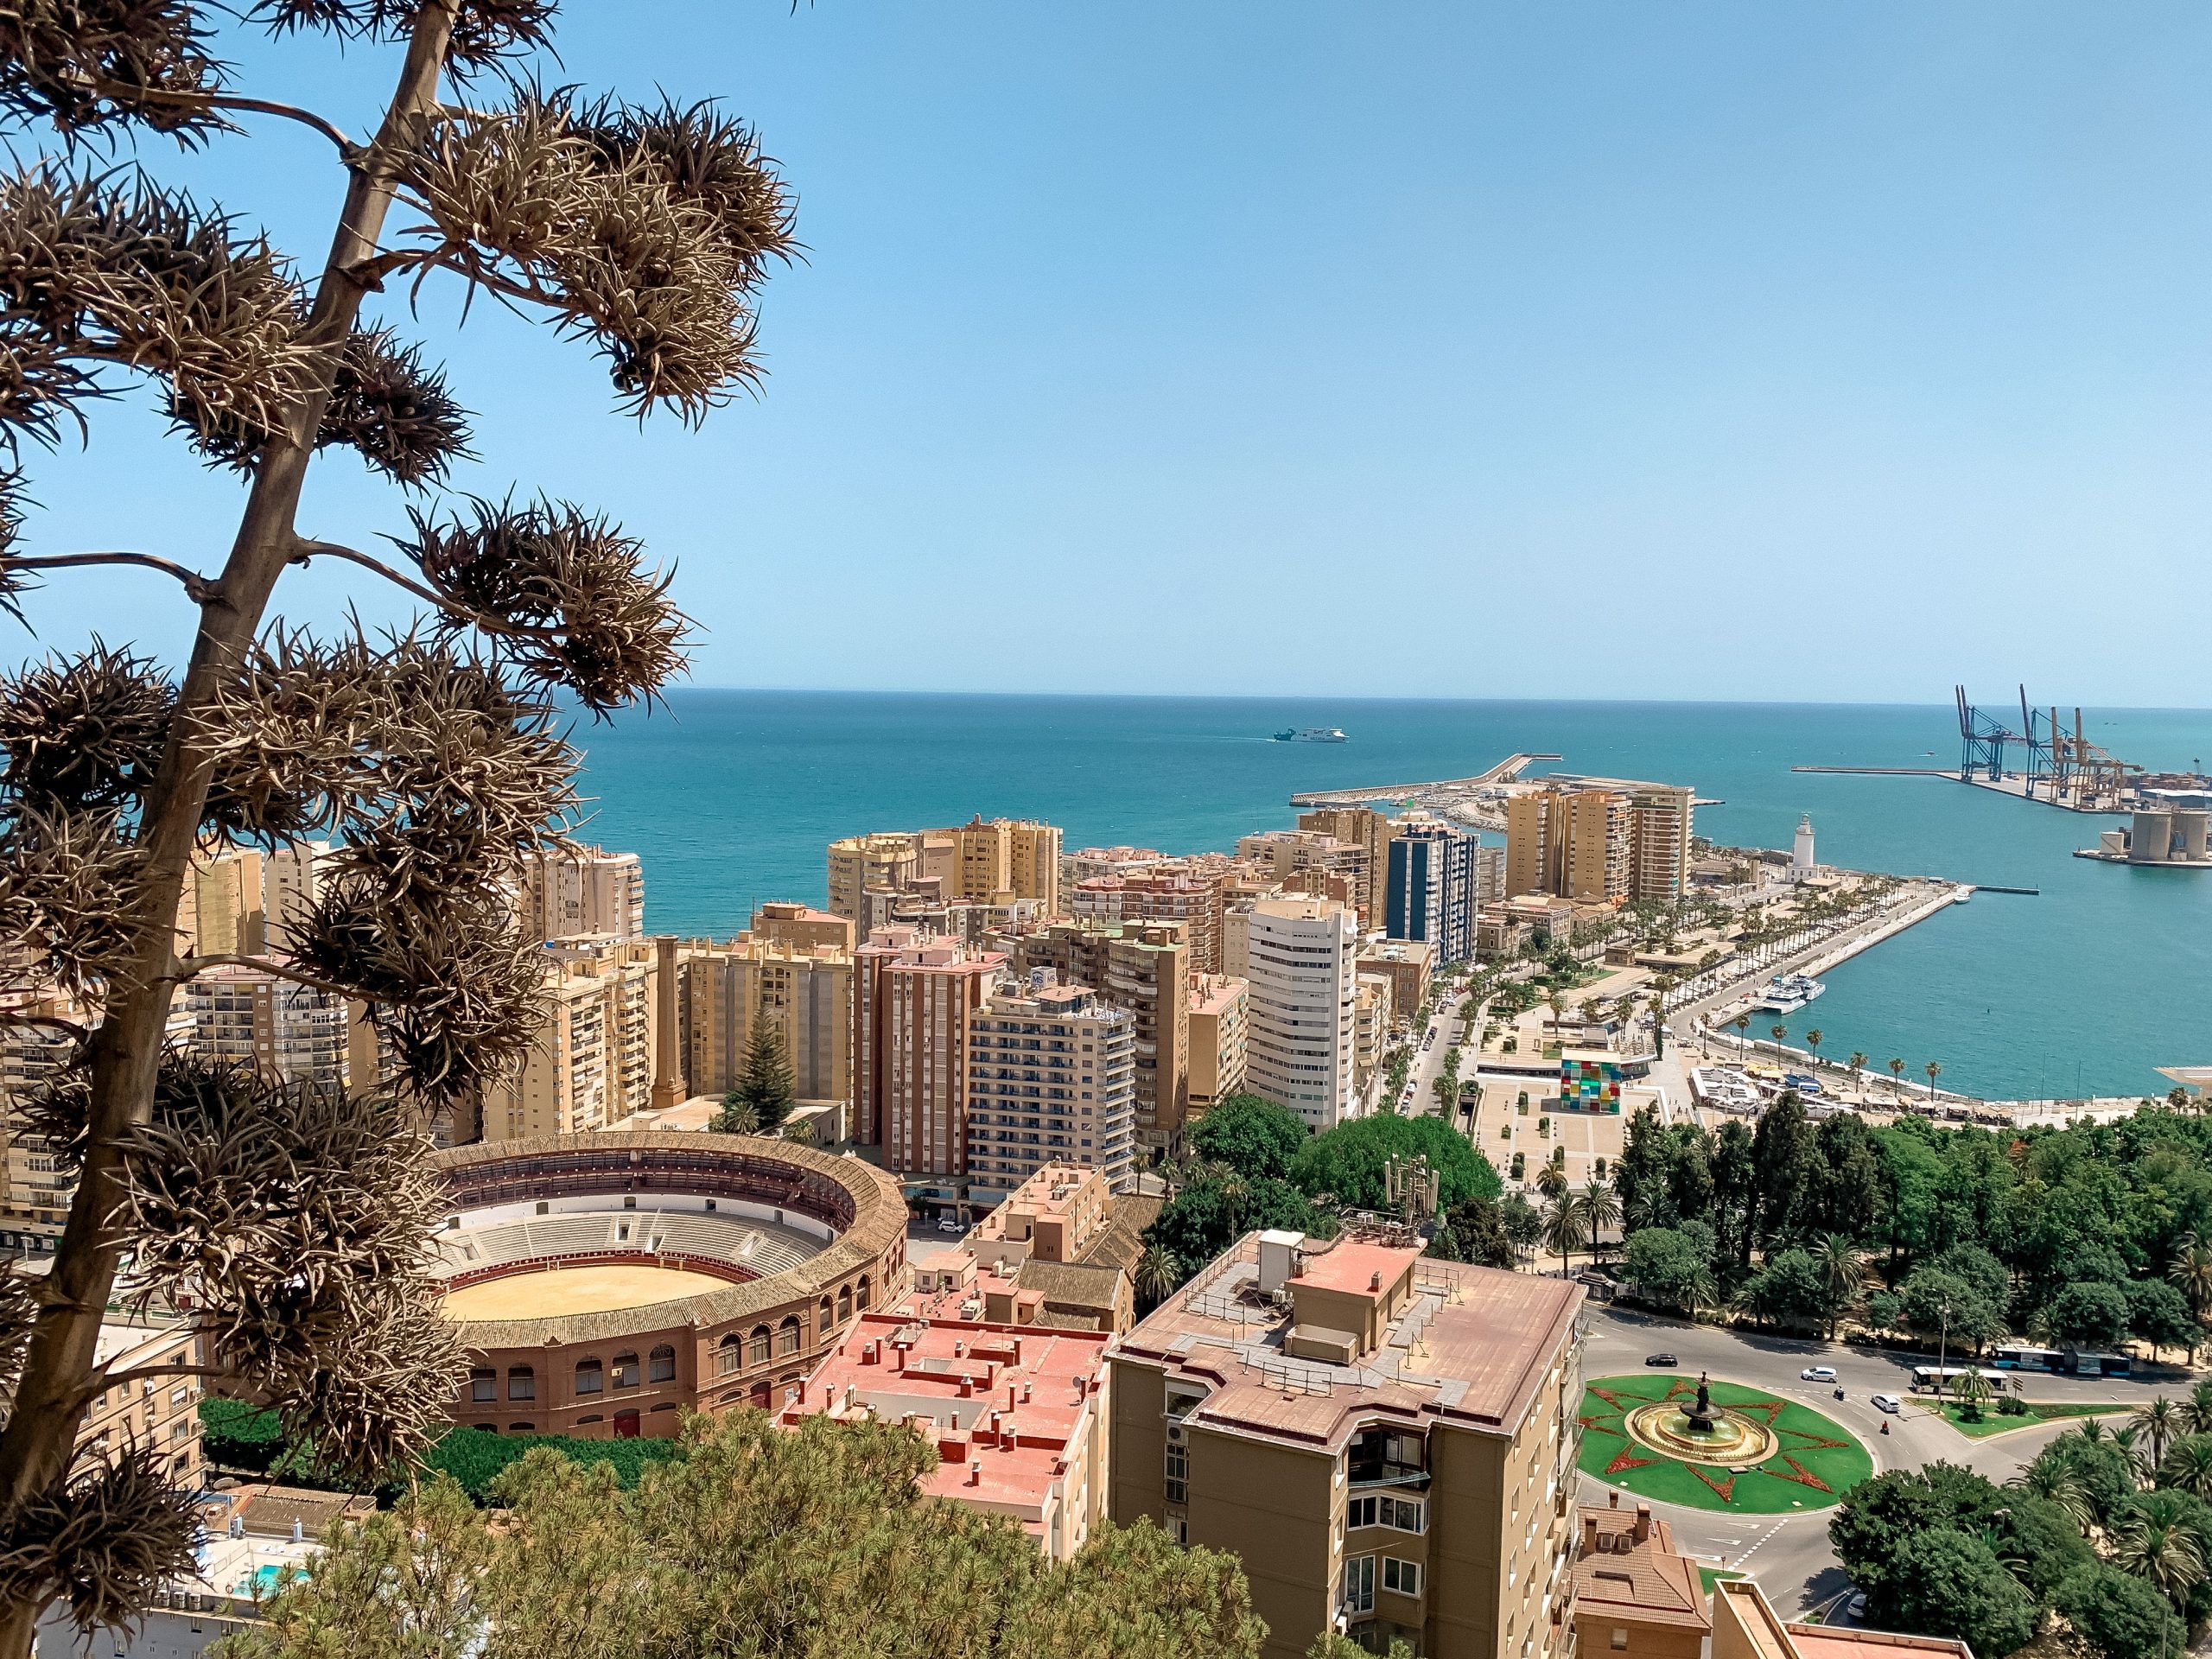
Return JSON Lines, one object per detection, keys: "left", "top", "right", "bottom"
{"left": 571, "top": 691, "right": 2212, "bottom": 1103}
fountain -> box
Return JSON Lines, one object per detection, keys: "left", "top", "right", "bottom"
{"left": 1623, "top": 1374, "right": 1778, "bottom": 1467}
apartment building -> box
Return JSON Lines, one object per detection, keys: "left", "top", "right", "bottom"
{"left": 852, "top": 927, "right": 1006, "bottom": 1177}
{"left": 830, "top": 819, "right": 1065, "bottom": 927}
{"left": 677, "top": 906, "right": 855, "bottom": 1104}
{"left": 998, "top": 920, "right": 1189, "bottom": 1154}
{"left": 1237, "top": 831, "right": 1370, "bottom": 923}
{"left": 85, "top": 1319, "right": 205, "bottom": 1491}
{"left": 486, "top": 937, "right": 662, "bottom": 1140}
{"left": 177, "top": 845, "right": 264, "bottom": 956}
{"left": 948, "top": 816, "right": 1063, "bottom": 914}
{"left": 260, "top": 839, "right": 334, "bottom": 953}
{"left": 1354, "top": 975, "right": 1389, "bottom": 1094}
{"left": 1109, "top": 1230, "right": 1586, "bottom": 1659}
{"left": 1505, "top": 780, "right": 1694, "bottom": 907}
{"left": 1187, "top": 972, "right": 1249, "bottom": 1116}
{"left": 1572, "top": 1496, "right": 1710, "bottom": 1659}
{"left": 828, "top": 831, "right": 923, "bottom": 923}
{"left": 1296, "top": 807, "right": 1395, "bottom": 919}
{"left": 1385, "top": 821, "right": 1478, "bottom": 966}
{"left": 779, "top": 1313, "right": 1112, "bottom": 1561}
{"left": 898, "top": 1164, "right": 1157, "bottom": 1336}
{"left": 180, "top": 963, "right": 350, "bottom": 1089}
{"left": 1071, "top": 866, "right": 1228, "bottom": 974}
{"left": 1359, "top": 939, "right": 1433, "bottom": 1024}
{"left": 965, "top": 980, "right": 1136, "bottom": 1199}
{"left": 1242, "top": 897, "right": 1359, "bottom": 1128}
{"left": 518, "top": 845, "right": 645, "bottom": 942}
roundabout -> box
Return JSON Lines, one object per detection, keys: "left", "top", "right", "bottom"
{"left": 1577, "top": 1375, "right": 1875, "bottom": 1515}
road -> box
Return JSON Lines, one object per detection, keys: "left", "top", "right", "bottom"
{"left": 1577, "top": 1304, "right": 2178, "bottom": 1618}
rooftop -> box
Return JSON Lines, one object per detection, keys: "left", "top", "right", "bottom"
{"left": 1111, "top": 1230, "right": 1580, "bottom": 1451}
{"left": 1713, "top": 1580, "right": 1973, "bottom": 1659}
{"left": 1573, "top": 1502, "right": 1709, "bottom": 1634}
{"left": 780, "top": 1313, "right": 1108, "bottom": 1546}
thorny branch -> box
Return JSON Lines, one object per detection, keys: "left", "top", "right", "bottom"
{"left": 168, "top": 952, "right": 363, "bottom": 1001}
{"left": 2, "top": 555, "right": 215, "bottom": 606}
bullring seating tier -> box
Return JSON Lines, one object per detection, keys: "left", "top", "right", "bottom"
{"left": 433, "top": 1210, "right": 823, "bottom": 1282}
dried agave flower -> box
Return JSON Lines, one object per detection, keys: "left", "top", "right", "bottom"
{"left": 0, "top": 1445, "right": 198, "bottom": 1637}
{"left": 0, "top": 643, "right": 171, "bottom": 813}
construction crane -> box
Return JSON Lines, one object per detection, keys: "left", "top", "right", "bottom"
{"left": 1957, "top": 686, "right": 2144, "bottom": 806}
{"left": 1955, "top": 685, "right": 2046, "bottom": 785}
{"left": 2046, "top": 705, "right": 2141, "bottom": 809}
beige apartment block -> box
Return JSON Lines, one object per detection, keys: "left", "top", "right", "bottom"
{"left": 1237, "top": 830, "right": 1370, "bottom": 921}
{"left": 966, "top": 982, "right": 1136, "bottom": 1198}
{"left": 1071, "top": 865, "right": 1228, "bottom": 974}
{"left": 943, "top": 817, "right": 1063, "bottom": 913}
{"left": 1563, "top": 791, "right": 1630, "bottom": 905}
{"left": 1360, "top": 939, "right": 1433, "bottom": 1024}
{"left": 1001, "top": 919, "right": 1190, "bottom": 1152}
{"left": 677, "top": 912, "right": 855, "bottom": 1105}
{"left": 83, "top": 1319, "right": 206, "bottom": 1491}
{"left": 1187, "top": 972, "right": 1249, "bottom": 1116}
{"left": 519, "top": 845, "right": 646, "bottom": 942}
{"left": 1109, "top": 1230, "right": 1585, "bottom": 1659}
{"left": 1297, "top": 807, "right": 1395, "bottom": 919}
{"left": 1506, "top": 780, "right": 1694, "bottom": 907}
{"left": 180, "top": 963, "right": 350, "bottom": 1088}
{"left": 1354, "top": 975, "right": 1389, "bottom": 1090}
{"left": 487, "top": 937, "right": 661, "bottom": 1140}
{"left": 178, "top": 845, "right": 265, "bottom": 957}
{"left": 828, "top": 831, "right": 923, "bottom": 922}
{"left": 853, "top": 927, "right": 1005, "bottom": 1174}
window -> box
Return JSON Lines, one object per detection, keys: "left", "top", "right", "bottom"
{"left": 509, "top": 1422, "right": 536, "bottom": 1433}
{"left": 1165, "top": 1434, "right": 1188, "bottom": 1504}
{"left": 819, "top": 1298, "right": 834, "bottom": 1337}
{"left": 837, "top": 1286, "right": 851, "bottom": 1323}
{"left": 576, "top": 1414, "right": 602, "bottom": 1426}
{"left": 718, "top": 1333, "right": 743, "bottom": 1376}
{"left": 1347, "top": 1495, "right": 1424, "bottom": 1534}
{"left": 1611, "top": 1630, "right": 1628, "bottom": 1651}
{"left": 855, "top": 1276, "right": 870, "bottom": 1310}
{"left": 748, "top": 1326, "right": 772, "bottom": 1368}
{"left": 574, "top": 1358, "right": 604, "bottom": 1395}
{"left": 777, "top": 1317, "right": 802, "bottom": 1356}
{"left": 649, "top": 1344, "right": 677, "bottom": 1382}
{"left": 470, "top": 1369, "right": 496, "bottom": 1403}
{"left": 611, "top": 1351, "right": 640, "bottom": 1389}
{"left": 1340, "top": 1554, "right": 1375, "bottom": 1616}
{"left": 508, "top": 1367, "right": 535, "bottom": 1402}
{"left": 1382, "top": 1557, "right": 1421, "bottom": 1597}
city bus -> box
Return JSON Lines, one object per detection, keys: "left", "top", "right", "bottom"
{"left": 1993, "top": 1345, "right": 2064, "bottom": 1372}
{"left": 1909, "top": 1365, "right": 1973, "bottom": 1394}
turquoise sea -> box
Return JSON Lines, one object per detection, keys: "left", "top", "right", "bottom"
{"left": 570, "top": 692, "right": 2212, "bottom": 1105}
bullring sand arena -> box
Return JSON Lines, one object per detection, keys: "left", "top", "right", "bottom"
{"left": 437, "top": 1264, "right": 739, "bottom": 1322}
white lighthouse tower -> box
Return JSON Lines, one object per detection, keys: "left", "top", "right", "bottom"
{"left": 1790, "top": 813, "right": 1816, "bottom": 880}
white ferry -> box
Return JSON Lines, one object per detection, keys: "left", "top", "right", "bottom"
{"left": 1271, "top": 727, "right": 1349, "bottom": 743}
{"left": 1750, "top": 972, "right": 1825, "bottom": 1014}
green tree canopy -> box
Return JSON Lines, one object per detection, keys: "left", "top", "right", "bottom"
{"left": 1427, "top": 1193, "right": 1515, "bottom": 1269}
{"left": 2054, "top": 1563, "right": 2187, "bottom": 1659}
{"left": 1288, "top": 1112, "right": 1501, "bottom": 1212}
{"left": 1621, "top": 1227, "right": 1712, "bottom": 1316}
{"left": 720, "top": 1006, "right": 797, "bottom": 1132}
{"left": 216, "top": 1413, "right": 1266, "bottom": 1659}
{"left": 1145, "top": 1174, "right": 1334, "bottom": 1288}
{"left": 1187, "top": 1095, "right": 1308, "bottom": 1181}
{"left": 2050, "top": 1281, "right": 2133, "bottom": 1350}
{"left": 1880, "top": 1528, "right": 2038, "bottom": 1659}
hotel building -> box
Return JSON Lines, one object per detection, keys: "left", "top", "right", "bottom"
{"left": 1109, "top": 1229, "right": 1585, "bottom": 1659}
{"left": 1241, "top": 897, "right": 1359, "bottom": 1128}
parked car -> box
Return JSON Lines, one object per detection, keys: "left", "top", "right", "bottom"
{"left": 1872, "top": 1393, "right": 1902, "bottom": 1414}
{"left": 937, "top": 1217, "right": 963, "bottom": 1235}
{"left": 1801, "top": 1365, "right": 1838, "bottom": 1382}
{"left": 1645, "top": 1353, "right": 1677, "bottom": 1367}
{"left": 1847, "top": 1594, "right": 1868, "bottom": 1622}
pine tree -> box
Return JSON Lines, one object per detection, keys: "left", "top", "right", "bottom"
{"left": 0, "top": 5, "right": 796, "bottom": 1650}
{"left": 730, "top": 1004, "right": 796, "bottom": 1130}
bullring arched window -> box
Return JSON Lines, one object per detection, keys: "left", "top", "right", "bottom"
{"left": 716, "top": 1334, "right": 741, "bottom": 1376}
{"left": 855, "top": 1275, "right": 870, "bottom": 1310}
{"left": 747, "top": 1325, "right": 771, "bottom": 1368}
{"left": 818, "top": 1297, "right": 834, "bottom": 1338}
{"left": 776, "top": 1316, "right": 802, "bottom": 1356}
{"left": 575, "top": 1358, "right": 603, "bottom": 1396}
{"left": 611, "top": 1351, "right": 639, "bottom": 1389}
{"left": 836, "top": 1286, "right": 850, "bottom": 1323}
{"left": 508, "top": 1366, "right": 535, "bottom": 1402}
{"left": 649, "top": 1344, "right": 677, "bottom": 1382}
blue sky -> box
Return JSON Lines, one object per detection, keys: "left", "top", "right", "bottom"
{"left": 15, "top": 3, "right": 2212, "bottom": 702}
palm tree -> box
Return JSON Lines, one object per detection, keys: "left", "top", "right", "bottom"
{"left": 2075, "top": 1416, "right": 2108, "bottom": 1445}
{"left": 1536, "top": 1161, "right": 1569, "bottom": 1202}
{"left": 2107, "top": 1510, "right": 2205, "bottom": 1637}
{"left": 2161, "top": 1436, "right": 2212, "bottom": 1498}
{"left": 2181, "top": 1378, "right": 2212, "bottom": 1438}
{"left": 714, "top": 1095, "right": 761, "bottom": 1135}
{"left": 1770, "top": 1023, "right": 1787, "bottom": 1047}
{"left": 1577, "top": 1180, "right": 1624, "bottom": 1268}
{"left": 1847, "top": 1051, "right": 1869, "bottom": 1084}
{"left": 781, "top": 1117, "right": 817, "bottom": 1147}
{"left": 2137, "top": 1397, "right": 2183, "bottom": 1467}
{"left": 1804, "top": 1028, "right": 1823, "bottom": 1068}
{"left": 2007, "top": 1462, "right": 2094, "bottom": 1533}
{"left": 1924, "top": 1060, "right": 1942, "bottom": 1099}
{"left": 2171, "top": 1236, "right": 2212, "bottom": 1324}
{"left": 1811, "top": 1234, "right": 1866, "bottom": 1339}
{"left": 1546, "top": 992, "right": 1567, "bottom": 1046}
{"left": 1887, "top": 1057, "right": 1906, "bottom": 1090}
{"left": 1542, "top": 1195, "right": 1588, "bottom": 1280}
{"left": 1134, "top": 1246, "right": 1180, "bottom": 1309}
{"left": 1952, "top": 1365, "right": 1993, "bottom": 1421}
{"left": 1732, "top": 1014, "right": 1751, "bottom": 1054}
{"left": 1218, "top": 1174, "right": 1250, "bottom": 1236}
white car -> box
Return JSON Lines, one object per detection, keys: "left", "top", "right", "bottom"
{"left": 1801, "top": 1366, "right": 1837, "bottom": 1382}
{"left": 1872, "top": 1393, "right": 1902, "bottom": 1414}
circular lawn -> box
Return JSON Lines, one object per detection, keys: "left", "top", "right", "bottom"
{"left": 1577, "top": 1374, "right": 1875, "bottom": 1515}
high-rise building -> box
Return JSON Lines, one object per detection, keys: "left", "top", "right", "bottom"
{"left": 1109, "top": 1230, "right": 1585, "bottom": 1659}
{"left": 852, "top": 928, "right": 1006, "bottom": 1176}
{"left": 518, "top": 846, "right": 645, "bottom": 942}
{"left": 677, "top": 908, "right": 855, "bottom": 1106}
{"left": 1236, "top": 830, "right": 1370, "bottom": 921}
{"left": 1241, "top": 897, "right": 1359, "bottom": 1128}
{"left": 944, "top": 817, "right": 1062, "bottom": 913}
{"left": 827, "top": 832, "right": 922, "bottom": 923}
{"left": 179, "top": 846, "right": 265, "bottom": 957}
{"left": 486, "top": 937, "right": 664, "bottom": 1140}
{"left": 999, "top": 920, "right": 1188, "bottom": 1154}
{"left": 1071, "top": 868, "right": 1227, "bottom": 974}
{"left": 180, "top": 963, "right": 350, "bottom": 1088}
{"left": 1506, "top": 780, "right": 1692, "bottom": 907}
{"left": 965, "top": 979, "right": 1136, "bottom": 1198}
{"left": 1384, "top": 822, "right": 1477, "bottom": 966}
{"left": 1296, "top": 807, "right": 1395, "bottom": 919}
{"left": 1186, "top": 973, "right": 1248, "bottom": 1117}
{"left": 261, "top": 839, "right": 334, "bottom": 954}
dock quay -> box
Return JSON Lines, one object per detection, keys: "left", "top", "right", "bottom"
{"left": 1287, "top": 750, "right": 1559, "bottom": 810}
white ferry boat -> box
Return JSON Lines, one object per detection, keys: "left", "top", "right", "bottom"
{"left": 1751, "top": 972, "right": 1825, "bottom": 1014}
{"left": 1271, "top": 727, "right": 1349, "bottom": 743}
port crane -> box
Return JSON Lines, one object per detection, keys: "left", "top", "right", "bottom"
{"left": 1955, "top": 686, "right": 2141, "bottom": 806}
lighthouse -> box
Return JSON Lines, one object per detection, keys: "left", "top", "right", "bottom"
{"left": 1791, "top": 813, "right": 1816, "bottom": 878}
